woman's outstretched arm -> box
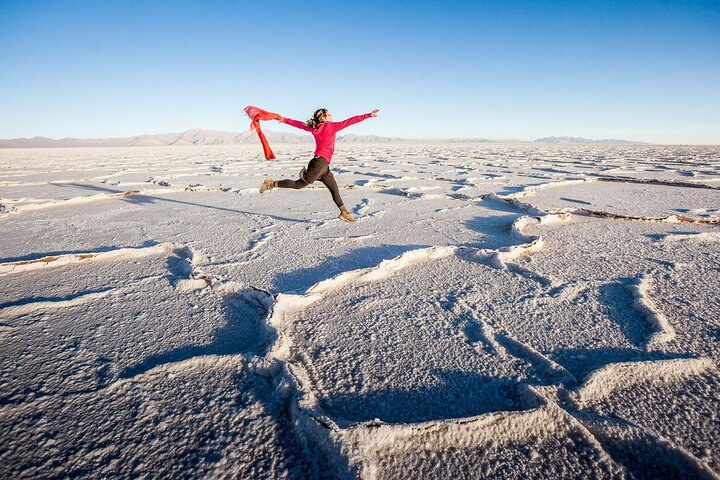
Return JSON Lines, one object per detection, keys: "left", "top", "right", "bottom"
{"left": 331, "top": 109, "right": 380, "bottom": 132}
{"left": 277, "top": 116, "right": 313, "bottom": 132}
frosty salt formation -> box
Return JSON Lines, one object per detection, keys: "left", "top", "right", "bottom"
{"left": 1, "top": 143, "right": 719, "bottom": 478}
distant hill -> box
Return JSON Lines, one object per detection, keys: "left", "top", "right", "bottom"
{"left": 534, "top": 136, "right": 643, "bottom": 145}
{"left": 0, "top": 129, "right": 408, "bottom": 148}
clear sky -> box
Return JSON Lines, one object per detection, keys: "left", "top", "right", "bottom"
{"left": 1, "top": 0, "right": 719, "bottom": 144}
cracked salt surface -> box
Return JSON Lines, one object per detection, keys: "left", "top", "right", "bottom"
{"left": 1, "top": 144, "right": 719, "bottom": 478}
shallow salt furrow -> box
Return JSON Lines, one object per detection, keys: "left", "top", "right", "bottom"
{"left": 480, "top": 214, "right": 563, "bottom": 286}
{"left": 115, "top": 283, "right": 276, "bottom": 382}
{"left": 629, "top": 273, "right": 676, "bottom": 350}
{"left": 360, "top": 184, "right": 476, "bottom": 202}
{"left": 318, "top": 234, "right": 376, "bottom": 243}
{"left": 660, "top": 231, "right": 720, "bottom": 244}
{"left": 0, "top": 180, "right": 69, "bottom": 187}
{"left": 495, "top": 333, "right": 578, "bottom": 385}
{"left": 267, "top": 246, "right": 459, "bottom": 361}
{"left": 572, "top": 357, "right": 715, "bottom": 407}
{"left": 0, "top": 288, "right": 121, "bottom": 319}
{"left": 341, "top": 387, "right": 543, "bottom": 452}
{"left": 549, "top": 206, "right": 720, "bottom": 224}
{"left": 503, "top": 179, "right": 590, "bottom": 199}
{"left": 309, "top": 246, "right": 457, "bottom": 295}
{"left": 205, "top": 226, "right": 278, "bottom": 267}
{"left": 481, "top": 192, "right": 547, "bottom": 217}
{"left": 0, "top": 188, "right": 180, "bottom": 217}
{"left": 339, "top": 388, "right": 625, "bottom": 479}
{"left": 494, "top": 236, "right": 545, "bottom": 266}
{"left": 595, "top": 175, "right": 719, "bottom": 190}
{"left": 151, "top": 179, "right": 245, "bottom": 194}
{"left": 454, "top": 298, "right": 506, "bottom": 355}
{"left": 452, "top": 297, "right": 576, "bottom": 384}
{"left": 2, "top": 353, "right": 260, "bottom": 407}
{"left": 0, "top": 243, "right": 179, "bottom": 275}
{"left": 0, "top": 183, "right": 251, "bottom": 218}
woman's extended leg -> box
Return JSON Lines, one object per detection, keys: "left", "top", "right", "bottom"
{"left": 321, "top": 171, "right": 354, "bottom": 222}
{"left": 319, "top": 171, "right": 344, "bottom": 208}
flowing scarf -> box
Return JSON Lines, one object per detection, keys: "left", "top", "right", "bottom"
{"left": 244, "top": 105, "right": 282, "bottom": 160}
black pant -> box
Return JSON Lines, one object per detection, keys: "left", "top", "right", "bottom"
{"left": 276, "top": 156, "right": 344, "bottom": 208}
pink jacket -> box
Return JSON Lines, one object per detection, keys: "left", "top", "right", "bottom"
{"left": 283, "top": 113, "right": 372, "bottom": 163}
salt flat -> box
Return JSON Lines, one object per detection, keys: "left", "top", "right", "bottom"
{"left": 1, "top": 143, "right": 719, "bottom": 479}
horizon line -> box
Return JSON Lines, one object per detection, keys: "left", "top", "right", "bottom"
{"left": 0, "top": 127, "right": 683, "bottom": 145}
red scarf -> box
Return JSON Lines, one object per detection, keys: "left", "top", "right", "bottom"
{"left": 244, "top": 105, "right": 282, "bottom": 160}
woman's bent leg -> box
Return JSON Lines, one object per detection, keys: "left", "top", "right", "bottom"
{"left": 275, "top": 157, "right": 327, "bottom": 190}
{"left": 276, "top": 179, "right": 309, "bottom": 189}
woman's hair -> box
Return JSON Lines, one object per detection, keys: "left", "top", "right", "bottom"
{"left": 305, "top": 108, "right": 329, "bottom": 129}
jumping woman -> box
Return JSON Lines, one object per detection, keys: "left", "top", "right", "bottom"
{"left": 259, "top": 108, "right": 380, "bottom": 222}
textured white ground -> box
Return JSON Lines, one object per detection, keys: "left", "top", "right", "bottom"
{"left": 1, "top": 143, "right": 719, "bottom": 479}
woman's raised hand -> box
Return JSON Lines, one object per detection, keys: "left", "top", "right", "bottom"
{"left": 275, "top": 115, "right": 285, "bottom": 123}
{"left": 370, "top": 109, "right": 380, "bottom": 117}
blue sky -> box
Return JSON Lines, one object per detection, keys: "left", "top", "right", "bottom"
{"left": 1, "top": 0, "right": 718, "bottom": 143}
